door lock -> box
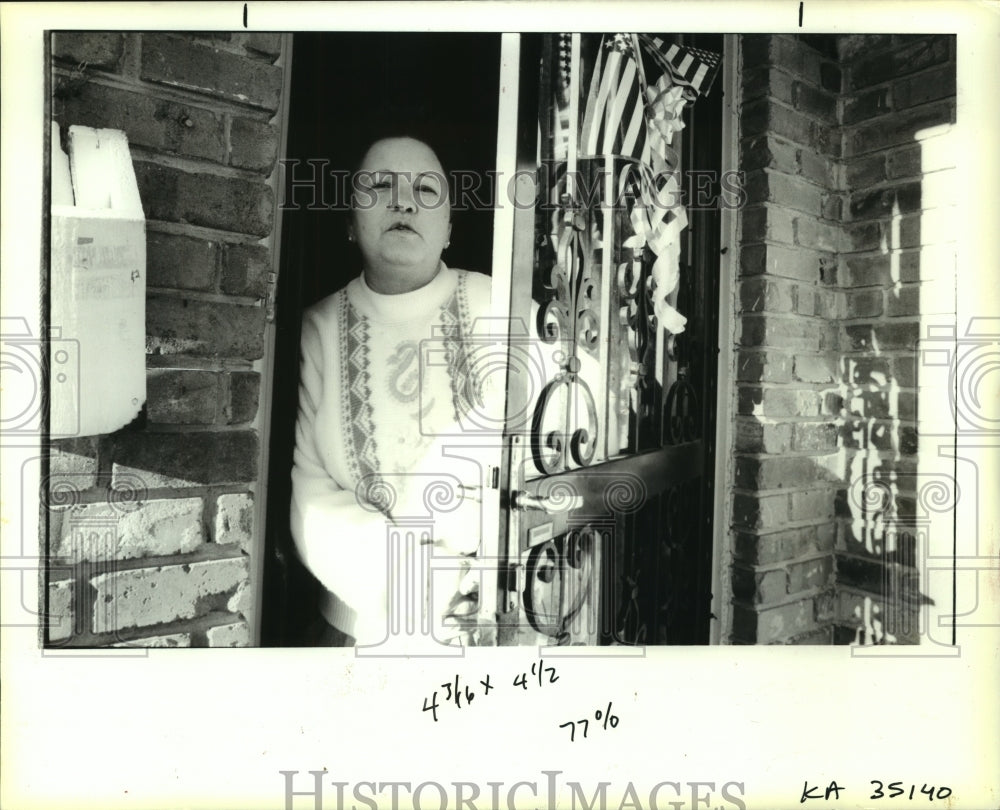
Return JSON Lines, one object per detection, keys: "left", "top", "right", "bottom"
{"left": 511, "top": 490, "right": 584, "bottom": 514}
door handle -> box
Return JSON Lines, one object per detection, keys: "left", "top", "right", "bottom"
{"left": 512, "top": 490, "right": 584, "bottom": 514}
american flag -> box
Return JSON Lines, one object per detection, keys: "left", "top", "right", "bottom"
{"left": 577, "top": 33, "right": 721, "bottom": 161}
{"left": 579, "top": 34, "right": 648, "bottom": 159}
{"left": 638, "top": 35, "right": 722, "bottom": 100}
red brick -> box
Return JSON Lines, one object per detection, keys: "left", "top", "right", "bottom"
{"left": 736, "top": 351, "right": 793, "bottom": 384}
{"left": 741, "top": 315, "right": 822, "bottom": 351}
{"left": 742, "top": 66, "right": 795, "bottom": 105}
{"left": 732, "top": 491, "right": 789, "bottom": 531}
{"left": 842, "top": 87, "right": 892, "bottom": 125}
{"left": 788, "top": 555, "right": 834, "bottom": 593}
{"left": 787, "top": 625, "right": 834, "bottom": 644}
{"left": 897, "top": 390, "right": 917, "bottom": 421}
{"left": 846, "top": 153, "right": 887, "bottom": 188}
{"left": 755, "top": 598, "right": 817, "bottom": 643}
{"left": 886, "top": 285, "right": 920, "bottom": 317}
{"left": 794, "top": 214, "right": 840, "bottom": 251}
{"left": 795, "top": 285, "right": 816, "bottom": 316}
{"left": 738, "top": 386, "right": 822, "bottom": 418}
{"left": 845, "top": 250, "right": 921, "bottom": 286}
{"left": 141, "top": 34, "right": 283, "bottom": 111}
{"left": 793, "top": 354, "right": 837, "bottom": 384}
{"left": 885, "top": 145, "right": 922, "bottom": 179}
{"left": 894, "top": 63, "right": 955, "bottom": 110}
{"left": 53, "top": 80, "right": 226, "bottom": 164}
{"left": 246, "top": 33, "right": 283, "bottom": 61}
{"left": 740, "top": 243, "right": 833, "bottom": 284}
{"left": 742, "top": 204, "right": 795, "bottom": 245}
{"left": 147, "top": 369, "right": 220, "bottom": 424}
{"left": 894, "top": 355, "right": 917, "bottom": 387}
{"left": 838, "top": 34, "right": 892, "bottom": 62}
{"left": 736, "top": 455, "right": 840, "bottom": 490}
{"left": 146, "top": 296, "right": 265, "bottom": 358}
{"left": 820, "top": 193, "right": 843, "bottom": 222}
{"left": 147, "top": 232, "right": 219, "bottom": 292}
{"left": 846, "top": 101, "right": 955, "bottom": 157}
{"left": 835, "top": 586, "right": 920, "bottom": 644}
{"left": 793, "top": 422, "right": 839, "bottom": 452}
{"left": 230, "top": 117, "right": 280, "bottom": 173}
{"left": 221, "top": 242, "right": 270, "bottom": 297}
{"left": 875, "top": 322, "right": 920, "bottom": 350}
{"left": 819, "top": 62, "right": 841, "bottom": 93}
{"left": 110, "top": 430, "right": 259, "bottom": 485}
{"left": 849, "top": 181, "right": 922, "bottom": 220}
{"left": 227, "top": 372, "right": 260, "bottom": 424}
{"left": 846, "top": 289, "right": 883, "bottom": 318}
{"left": 849, "top": 35, "right": 950, "bottom": 90}
{"left": 134, "top": 162, "right": 274, "bottom": 237}
{"left": 732, "top": 565, "right": 788, "bottom": 604}
{"left": 748, "top": 171, "right": 826, "bottom": 217}
{"left": 52, "top": 32, "right": 123, "bottom": 71}
{"left": 792, "top": 81, "right": 837, "bottom": 122}
{"left": 796, "top": 34, "right": 838, "bottom": 59}
{"left": 789, "top": 489, "right": 836, "bottom": 521}
{"left": 739, "top": 277, "right": 796, "bottom": 314}
{"left": 898, "top": 208, "right": 955, "bottom": 249}
{"left": 796, "top": 147, "right": 836, "bottom": 187}
{"left": 735, "top": 524, "right": 834, "bottom": 565}
{"left": 741, "top": 135, "right": 799, "bottom": 174}
{"left": 742, "top": 35, "right": 824, "bottom": 86}
{"left": 735, "top": 418, "right": 793, "bottom": 453}
{"left": 842, "top": 221, "right": 881, "bottom": 252}
{"left": 756, "top": 102, "right": 825, "bottom": 149}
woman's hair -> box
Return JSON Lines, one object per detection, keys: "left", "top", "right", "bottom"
{"left": 347, "top": 128, "right": 450, "bottom": 186}
{"left": 346, "top": 129, "right": 453, "bottom": 220}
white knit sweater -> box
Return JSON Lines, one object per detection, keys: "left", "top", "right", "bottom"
{"left": 290, "top": 265, "right": 494, "bottom": 644}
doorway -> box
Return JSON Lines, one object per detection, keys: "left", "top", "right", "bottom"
{"left": 261, "top": 32, "right": 501, "bottom": 645}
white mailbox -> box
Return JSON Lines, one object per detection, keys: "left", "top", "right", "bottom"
{"left": 50, "top": 123, "right": 146, "bottom": 437}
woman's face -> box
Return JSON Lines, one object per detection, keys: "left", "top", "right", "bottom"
{"left": 349, "top": 137, "right": 452, "bottom": 293}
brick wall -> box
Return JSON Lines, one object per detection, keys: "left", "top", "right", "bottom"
{"left": 46, "top": 32, "right": 287, "bottom": 647}
{"left": 732, "top": 34, "right": 843, "bottom": 643}
{"left": 731, "top": 34, "right": 955, "bottom": 644}
{"left": 833, "top": 34, "right": 956, "bottom": 644}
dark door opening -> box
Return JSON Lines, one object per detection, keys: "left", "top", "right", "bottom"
{"left": 261, "top": 32, "right": 501, "bottom": 646}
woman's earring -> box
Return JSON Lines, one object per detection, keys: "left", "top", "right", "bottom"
{"left": 444, "top": 241, "right": 450, "bottom": 249}
{"left": 348, "top": 234, "right": 355, "bottom": 242}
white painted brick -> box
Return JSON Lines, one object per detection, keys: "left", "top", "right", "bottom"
{"left": 227, "top": 579, "right": 251, "bottom": 614}
{"left": 112, "top": 632, "right": 192, "bottom": 648}
{"left": 57, "top": 498, "right": 204, "bottom": 562}
{"left": 206, "top": 620, "right": 250, "bottom": 647}
{"left": 48, "top": 449, "right": 98, "bottom": 493}
{"left": 215, "top": 493, "right": 253, "bottom": 553}
{"left": 48, "top": 579, "right": 74, "bottom": 642}
{"left": 91, "top": 556, "right": 249, "bottom": 633}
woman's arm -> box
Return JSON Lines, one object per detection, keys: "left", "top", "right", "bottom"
{"left": 289, "top": 310, "right": 389, "bottom": 635}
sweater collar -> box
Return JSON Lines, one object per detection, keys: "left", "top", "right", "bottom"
{"left": 347, "top": 262, "right": 457, "bottom": 324}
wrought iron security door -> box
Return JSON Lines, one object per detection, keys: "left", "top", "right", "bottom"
{"left": 495, "top": 33, "right": 723, "bottom": 646}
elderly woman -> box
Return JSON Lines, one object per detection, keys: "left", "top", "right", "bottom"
{"left": 290, "top": 136, "right": 493, "bottom": 647}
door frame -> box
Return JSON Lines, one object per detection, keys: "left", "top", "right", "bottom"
{"left": 708, "top": 33, "right": 741, "bottom": 645}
